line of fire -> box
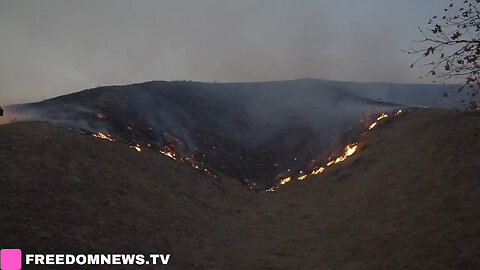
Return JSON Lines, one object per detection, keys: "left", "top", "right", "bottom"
{"left": 88, "top": 108, "right": 405, "bottom": 192}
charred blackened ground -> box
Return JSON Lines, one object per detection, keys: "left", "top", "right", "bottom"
{"left": 3, "top": 79, "right": 461, "bottom": 189}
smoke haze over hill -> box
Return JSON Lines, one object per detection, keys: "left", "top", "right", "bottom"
{"left": 0, "top": 0, "right": 452, "bottom": 105}
{"left": 3, "top": 79, "right": 462, "bottom": 189}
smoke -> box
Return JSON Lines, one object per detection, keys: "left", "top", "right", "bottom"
{"left": 4, "top": 79, "right": 460, "bottom": 189}
{"left": 0, "top": 0, "right": 450, "bottom": 105}
{"left": 2, "top": 102, "right": 114, "bottom": 136}
{"left": 0, "top": 107, "right": 22, "bottom": 125}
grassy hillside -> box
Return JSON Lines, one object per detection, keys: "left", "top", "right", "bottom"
{"left": 1, "top": 109, "right": 479, "bottom": 269}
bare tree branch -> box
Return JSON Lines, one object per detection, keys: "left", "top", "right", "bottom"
{"left": 408, "top": 0, "right": 480, "bottom": 109}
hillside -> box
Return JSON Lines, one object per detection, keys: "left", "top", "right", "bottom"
{"left": 1, "top": 109, "right": 479, "bottom": 269}
{"left": 3, "top": 79, "right": 461, "bottom": 189}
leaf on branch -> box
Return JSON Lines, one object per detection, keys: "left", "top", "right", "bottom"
{"left": 432, "top": 24, "right": 443, "bottom": 33}
{"left": 451, "top": 31, "right": 462, "bottom": 40}
{"left": 407, "top": 0, "right": 480, "bottom": 108}
{"left": 424, "top": 46, "right": 435, "bottom": 56}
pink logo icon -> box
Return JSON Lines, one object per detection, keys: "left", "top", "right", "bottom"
{"left": 1, "top": 249, "right": 22, "bottom": 270}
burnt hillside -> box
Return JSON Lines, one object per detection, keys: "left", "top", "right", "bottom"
{"left": 3, "top": 79, "right": 459, "bottom": 189}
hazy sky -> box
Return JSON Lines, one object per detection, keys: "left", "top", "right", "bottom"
{"left": 0, "top": 0, "right": 450, "bottom": 104}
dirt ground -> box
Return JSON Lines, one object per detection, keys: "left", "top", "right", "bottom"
{"left": 1, "top": 109, "right": 479, "bottom": 269}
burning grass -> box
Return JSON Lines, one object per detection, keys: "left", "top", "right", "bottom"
{"left": 92, "top": 132, "right": 115, "bottom": 142}
{"left": 91, "top": 131, "right": 216, "bottom": 177}
{"left": 3, "top": 108, "right": 479, "bottom": 269}
{"left": 267, "top": 109, "right": 404, "bottom": 192}
{"left": 90, "top": 109, "right": 405, "bottom": 192}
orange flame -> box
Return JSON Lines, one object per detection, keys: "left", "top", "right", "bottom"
{"left": 327, "top": 143, "right": 358, "bottom": 166}
{"left": 280, "top": 177, "right": 292, "bottom": 185}
{"left": 298, "top": 174, "right": 307, "bottom": 181}
{"left": 267, "top": 109, "right": 405, "bottom": 192}
{"left": 312, "top": 167, "right": 325, "bottom": 175}
{"left": 91, "top": 131, "right": 215, "bottom": 177}
{"left": 160, "top": 147, "right": 178, "bottom": 160}
{"left": 368, "top": 113, "right": 388, "bottom": 130}
{"left": 131, "top": 144, "right": 142, "bottom": 152}
{"left": 377, "top": 113, "right": 389, "bottom": 121}
{"left": 92, "top": 132, "right": 115, "bottom": 142}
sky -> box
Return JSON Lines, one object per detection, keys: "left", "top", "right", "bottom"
{"left": 0, "top": 0, "right": 451, "bottom": 104}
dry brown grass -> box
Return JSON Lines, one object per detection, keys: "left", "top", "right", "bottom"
{"left": 1, "top": 109, "right": 479, "bottom": 269}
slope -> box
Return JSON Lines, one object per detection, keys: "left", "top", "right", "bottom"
{"left": 0, "top": 109, "right": 479, "bottom": 269}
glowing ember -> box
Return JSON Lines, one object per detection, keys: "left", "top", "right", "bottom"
{"left": 160, "top": 146, "right": 178, "bottom": 160}
{"left": 312, "top": 167, "right": 325, "bottom": 175}
{"left": 158, "top": 146, "right": 214, "bottom": 176}
{"left": 163, "top": 132, "right": 183, "bottom": 147}
{"left": 280, "top": 177, "right": 291, "bottom": 185}
{"left": 90, "top": 129, "right": 215, "bottom": 177}
{"left": 298, "top": 173, "right": 307, "bottom": 180}
{"left": 96, "top": 113, "right": 106, "bottom": 119}
{"left": 131, "top": 144, "right": 142, "bottom": 152}
{"left": 377, "top": 113, "right": 388, "bottom": 121}
{"left": 92, "top": 132, "right": 115, "bottom": 142}
{"left": 160, "top": 150, "right": 177, "bottom": 160}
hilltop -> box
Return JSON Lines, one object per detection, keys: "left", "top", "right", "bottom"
{"left": 1, "top": 109, "right": 479, "bottom": 269}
